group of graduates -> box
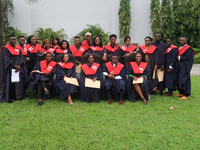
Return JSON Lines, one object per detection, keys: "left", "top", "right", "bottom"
{"left": 0, "top": 32, "right": 194, "bottom": 106}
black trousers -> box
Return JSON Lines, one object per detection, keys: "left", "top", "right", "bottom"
{"left": 10, "top": 83, "right": 20, "bottom": 100}
{"left": 106, "top": 89, "right": 124, "bottom": 100}
{"left": 179, "top": 89, "right": 189, "bottom": 97}
{"left": 37, "top": 81, "right": 46, "bottom": 98}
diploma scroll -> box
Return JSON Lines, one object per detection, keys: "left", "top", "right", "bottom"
{"left": 85, "top": 78, "right": 100, "bottom": 89}
{"left": 64, "top": 77, "right": 79, "bottom": 86}
{"left": 132, "top": 77, "right": 143, "bottom": 84}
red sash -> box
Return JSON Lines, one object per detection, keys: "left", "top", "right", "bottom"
{"left": 165, "top": 45, "right": 177, "bottom": 54}
{"left": 2, "top": 45, "right": 20, "bottom": 55}
{"left": 16, "top": 45, "right": 27, "bottom": 56}
{"left": 139, "top": 45, "right": 157, "bottom": 54}
{"left": 178, "top": 45, "right": 195, "bottom": 56}
{"left": 40, "top": 60, "right": 57, "bottom": 73}
{"left": 57, "top": 62, "right": 74, "bottom": 69}
{"left": 70, "top": 45, "right": 86, "bottom": 57}
{"left": 121, "top": 45, "right": 137, "bottom": 52}
{"left": 130, "top": 62, "right": 147, "bottom": 74}
{"left": 90, "top": 46, "right": 104, "bottom": 51}
{"left": 105, "top": 44, "right": 119, "bottom": 52}
{"left": 81, "top": 63, "right": 100, "bottom": 75}
{"left": 40, "top": 48, "right": 55, "bottom": 53}
{"left": 81, "top": 40, "right": 90, "bottom": 51}
{"left": 56, "top": 48, "right": 69, "bottom": 54}
{"left": 24, "top": 44, "right": 41, "bottom": 53}
{"left": 51, "top": 45, "right": 61, "bottom": 49}
{"left": 105, "top": 61, "right": 124, "bottom": 75}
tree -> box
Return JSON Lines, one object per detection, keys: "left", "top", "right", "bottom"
{"left": 0, "top": 0, "right": 4, "bottom": 49}
{"left": 160, "top": 0, "right": 172, "bottom": 42}
{"left": 118, "top": 0, "right": 131, "bottom": 42}
{"left": 150, "top": 0, "right": 161, "bottom": 35}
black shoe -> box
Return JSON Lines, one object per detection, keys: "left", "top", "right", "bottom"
{"left": 45, "top": 91, "right": 50, "bottom": 97}
{"left": 8, "top": 100, "right": 13, "bottom": 103}
{"left": 38, "top": 101, "right": 43, "bottom": 106}
{"left": 160, "top": 91, "right": 163, "bottom": 95}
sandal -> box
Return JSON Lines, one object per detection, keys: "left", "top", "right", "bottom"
{"left": 68, "top": 96, "right": 74, "bottom": 105}
{"left": 141, "top": 97, "right": 147, "bottom": 105}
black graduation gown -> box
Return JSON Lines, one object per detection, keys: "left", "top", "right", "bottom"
{"left": 80, "top": 63, "right": 102, "bottom": 103}
{"left": 0, "top": 47, "right": 27, "bottom": 102}
{"left": 88, "top": 47, "right": 105, "bottom": 57}
{"left": 151, "top": 41, "right": 166, "bottom": 91}
{"left": 165, "top": 46, "right": 178, "bottom": 90}
{"left": 126, "top": 63, "right": 150, "bottom": 102}
{"left": 28, "top": 62, "right": 55, "bottom": 98}
{"left": 54, "top": 64, "right": 77, "bottom": 99}
{"left": 138, "top": 47, "right": 159, "bottom": 93}
{"left": 54, "top": 48, "right": 71, "bottom": 59}
{"left": 178, "top": 47, "right": 194, "bottom": 95}
{"left": 103, "top": 62, "right": 126, "bottom": 101}
{"left": 120, "top": 45, "right": 137, "bottom": 64}
{"left": 103, "top": 44, "right": 121, "bottom": 56}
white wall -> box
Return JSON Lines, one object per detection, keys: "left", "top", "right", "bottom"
{"left": 8, "top": 0, "right": 152, "bottom": 46}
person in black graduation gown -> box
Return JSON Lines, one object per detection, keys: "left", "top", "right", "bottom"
{"left": 54, "top": 54, "right": 77, "bottom": 105}
{"left": 103, "top": 34, "right": 121, "bottom": 62}
{"left": 25, "top": 35, "right": 41, "bottom": 76}
{"left": 175, "top": 37, "right": 194, "bottom": 99}
{"left": 151, "top": 33, "right": 166, "bottom": 95}
{"left": 55, "top": 40, "right": 71, "bottom": 59}
{"left": 69, "top": 36, "right": 86, "bottom": 74}
{"left": 80, "top": 54, "right": 102, "bottom": 103}
{"left": 0, "top": 35, "right": 27, "bottom": 103}
{"left": 81, "top": 32, "right": 92, "bottom": 52}
{"left": 126, "top": 52, "right": 150, "bottom": 104}
{"left": 37, "top": 39, "right": 56, "bottom": 59}
{"left": 88, "top": 36, "right": 105, "bottom": 57}
{"left": 120, "top": 36, "right": 137, "bottom": 64}
{"left": 138, "top": 36, "right": 159, "bottom": 94}
{"left": 103, "top": 54, "right": 126, "bottom": 105}
{"left": 28, "top": 53, "right": 56, "bottom": 106}
{"left": 164, "top": 38, "right": 178, "bottom": 96}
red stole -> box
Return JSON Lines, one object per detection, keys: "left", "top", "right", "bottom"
{"left": 40, "top": 48, "right": 55, "bottom": 53}
{"left": 57, "top": 62, "right": 74, "bottom": 69}
{"left": 105, "top": 44, "right": 119, "bottom": 52}
{"left": 139, "top": 45, "right": 157, "bottom": 54}
{"left": 121, "top": 45, "right": 137, "bottom": 52}
{"left": 81, "top": 63, "right": 100, "bottom": 75}
{"left": 105, "top": 61, "right": 124, "bottom": 75}
{"left": 130, "top": 62, "right": 147, "bottom": 74}
{"left": 16, "top": 45, "right": 27, "bottom": 56}
{"left": 165, "top": 45, "right": 177, "bottom": 54}
{"left": 40, "top": 60, "right": 56, "bottom": 73}
{"left": 178, "top": 44, "right": 195, "bottom": 56}
{"left": 89, "top": 46, "right": 104, "bottom": 51}
{"left": 51, "top": 45, "right": 61, "bottom": 49}
{"left": 24, "top": 44, "right": 41, "bottom": 53}
{"left": 2, "top": 45, "right": 20, "bottom": 55}
{"left": 70, "top": 45, "right": 86, "bottom": 57}
{"left": 56, "top": 48, "right": 69, "bottom": 54}
{"left": 81, "top": 40, "right": 90, "bottom": 51}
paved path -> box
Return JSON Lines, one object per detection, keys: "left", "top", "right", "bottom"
{"left": 191, "top": 64, "right": 200, "bottom": 76}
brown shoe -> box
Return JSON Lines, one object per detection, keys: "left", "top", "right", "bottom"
{"left": 174, "top": 93, "right": 184, "bottom": 97}
{"left": 164, "top": 93, "right": 172, "bottom": 96}
{"left": 119, "top": 100, "right": 123, "bottom": 105}
{"left": 109, "top": 99, "right": 113, "bottom": 105}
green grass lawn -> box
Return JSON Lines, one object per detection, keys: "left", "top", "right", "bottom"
{"left": 0, "top": 76, "right": 200, "bottom": 150}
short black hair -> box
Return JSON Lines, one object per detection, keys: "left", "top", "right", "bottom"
{"left": 155, "top": 32, "right": 161, "bottom": 35}
{"left": 74, "top": 36, "right": 80, "bottom": 39}
{"left": 60, "top": 40, "right": 70, "bottom": 49}
{"left": 87, "top": 54, "right": 95, "bottom": 60}
{"left": 27, "top": 35, "right": 37, "bottom": 44}
{"left": 144, "top": 36, "right": 153, "bottom": 42}
{"left": 166, "top": 37, "right": 173, "bottom": 41}
{"left": 92, "top": 36, "right": 103, "bottom": 48}
{"left": 180, "top": 36, "right": 187, "bottom": 40}
{"left": 18, "top": 36, "right": 25, "bottom": 39}
{"left": 46, "top": 52, "right": 54, "bottom": 57}
{"left": 111, "top": 53, "right": 118, "bottom": 58}
{"left": 9, "top": 35, "right": 16, "bottom": 38}
{"left": 110, "top": 34, "right": 117, "bottom": 40}
{"left": 52, "top": 36, "right": 60, "bottom": 46}
{"left": 124, "top": 36, "right": 131, "bottom": 43}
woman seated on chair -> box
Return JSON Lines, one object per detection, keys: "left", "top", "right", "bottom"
{"left": 28, "top": 53, "right": 56, "bottom": 106}
{"left": 80, "top": 54, "right": 102, "bottom": 103}
{"left": 126, "top": 52, "right": 150, "bottom": 104}
{"left": 54, "top": 54, "right": 77, "bottom": 105}
{"left": 88, "top": 36, "right": 104, "bottom": 57}
{"left": 37, "top": 39, "right": 56, "bottom": 58}
{"left": 55, "top": 40, "right": 71, "bottom": 59}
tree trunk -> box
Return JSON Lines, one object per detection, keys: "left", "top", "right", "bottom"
{"left": 0, "top": 0, "right": 4, "bottom": 50}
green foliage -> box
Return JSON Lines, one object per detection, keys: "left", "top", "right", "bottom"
{"left": 72, "top": 24, "right": 110, "bottom": 45}
{"left": 0, "top": 76, "right": 200, "bottom": 149}
{"left": 193, "top": 52, "right": 200, "bottom": 64}
{"left": 150, "top": 0, "right": 161, "bottom": 35}
{"left": 118, "top": 0, "right": 131, "bottom": 40}
{"left": 4, "top": 26, "right": 28, "bottom": 45}
{"left": 34, "top": 28, "right": 67, "bottom": 45}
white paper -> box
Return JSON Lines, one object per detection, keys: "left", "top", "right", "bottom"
{"left": 11, "top": 69, "right": 20, "bottom": 83}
